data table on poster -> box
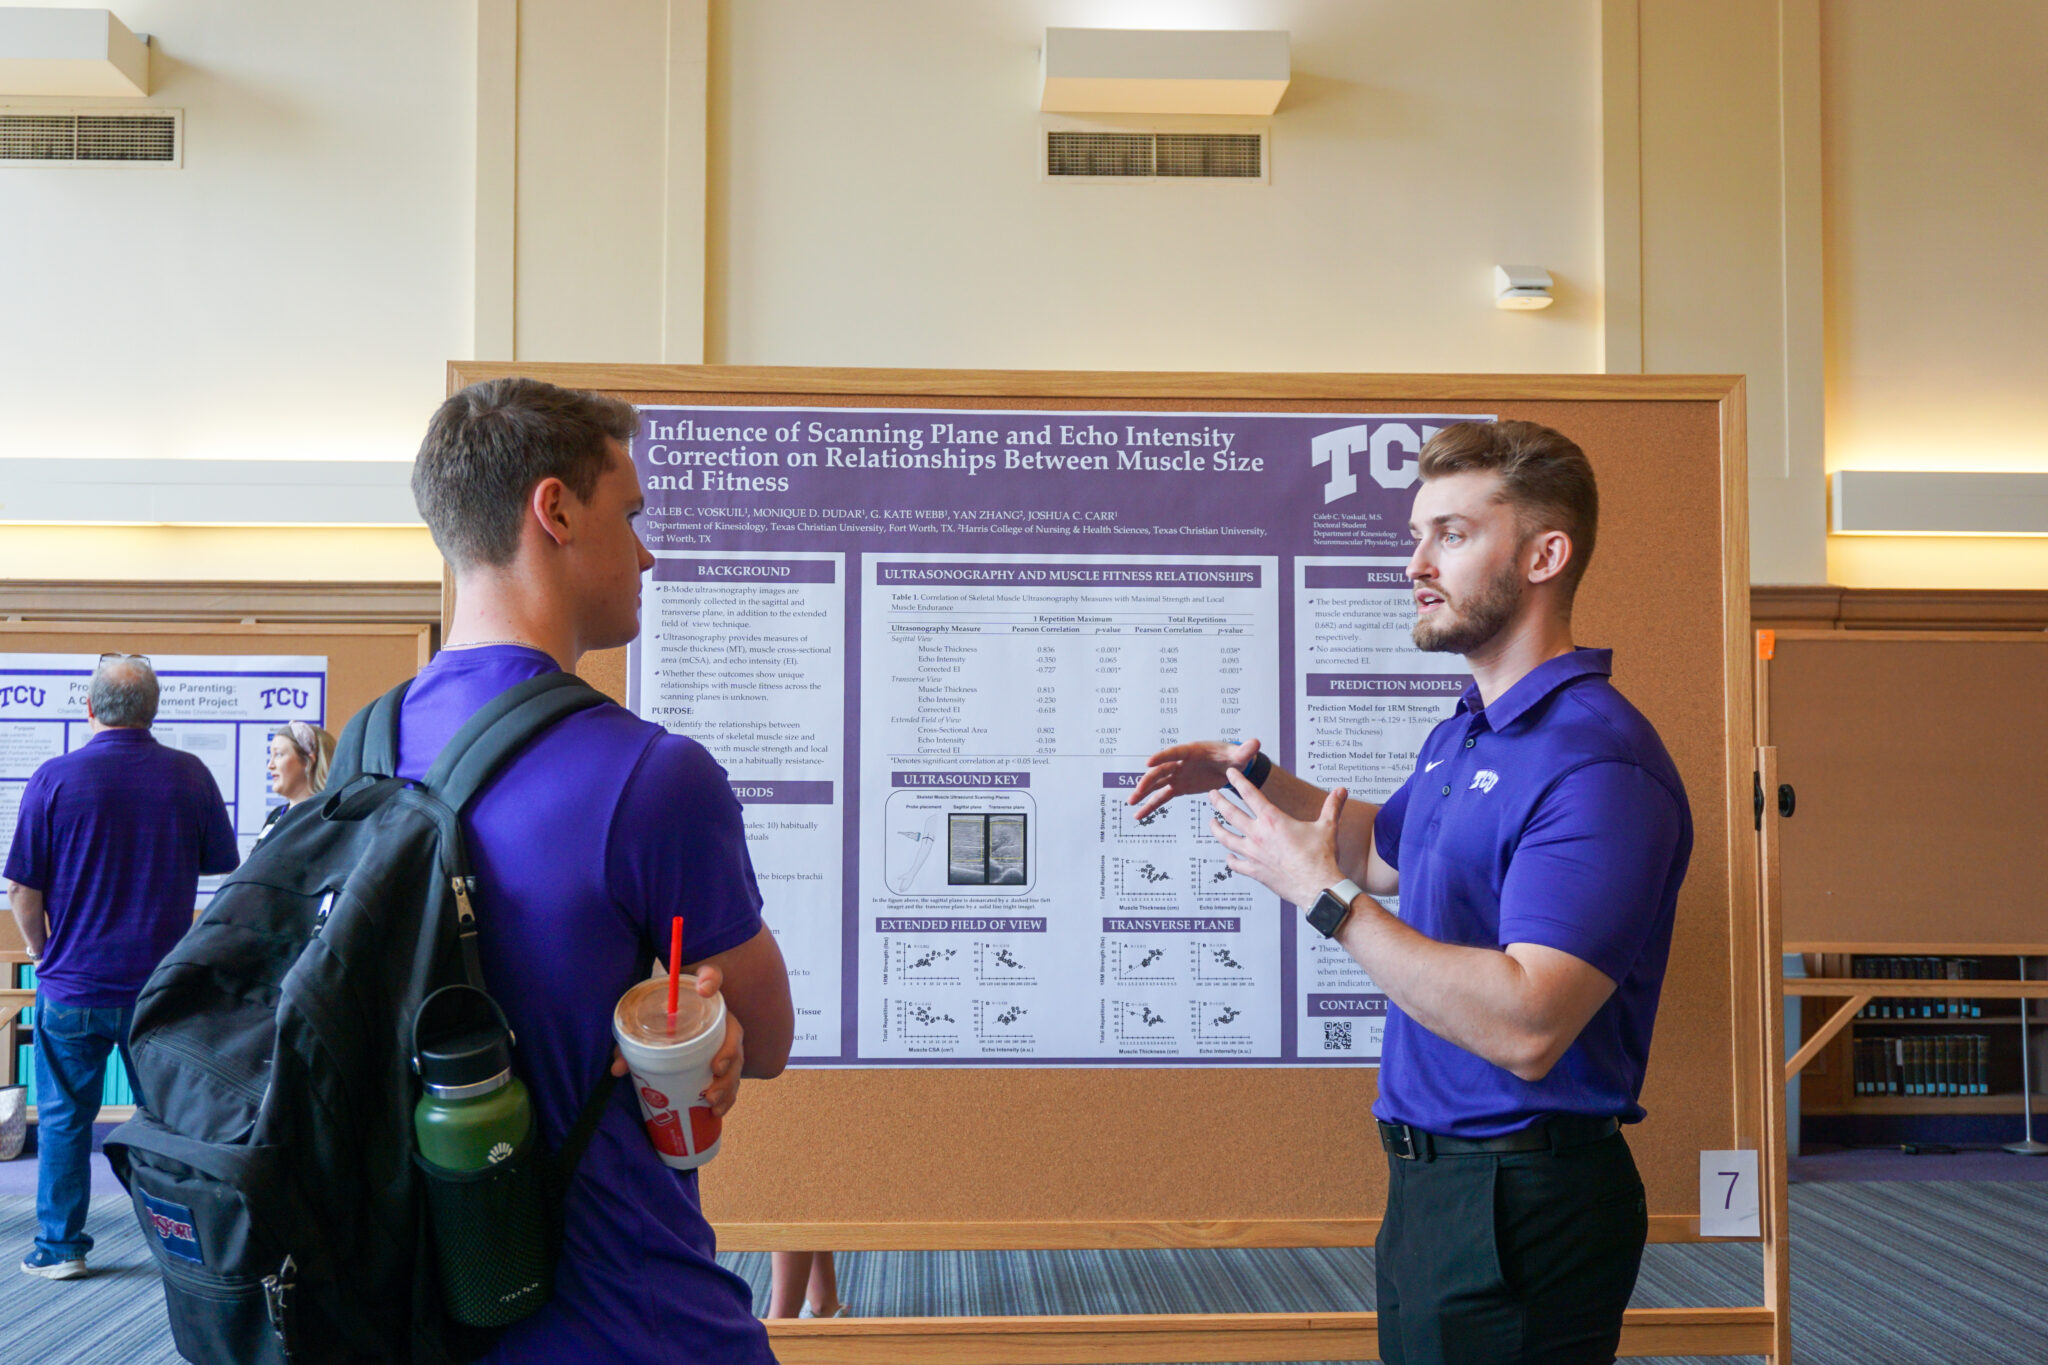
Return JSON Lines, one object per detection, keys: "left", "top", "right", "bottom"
{"left": 0, "top": 654, "right": 327, "bottom": 907}
{"left": 856, "top": 557, "right": 1282, "bottom": 1062}
{"left": 622, "top": 402, "right": 1494, "bottom": 1066}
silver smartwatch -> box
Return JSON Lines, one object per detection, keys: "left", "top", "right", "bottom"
{"left": 1307, "top": 878, "right": 1365, "bottom": 938}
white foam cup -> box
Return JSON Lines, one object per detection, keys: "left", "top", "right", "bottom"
{"left": 612, "top": 978, "right": 728, "bottom": 1171}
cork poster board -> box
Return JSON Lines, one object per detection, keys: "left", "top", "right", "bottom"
{"left": 456, "top": 365, "right": 1758, "bottom": 1247}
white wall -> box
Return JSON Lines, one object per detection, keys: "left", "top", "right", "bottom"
{"left": 0, "top": 0, "right": 475, "bottom": 468}
{"left": 1631, "top": 0, "right": 1826, "bottom": 585}
{"left": 15, "top": 1, "right": 2040, "bottom": 590}
{"left": 1821, "top": 0, "right": 2048, "bottom": 589}
{"left": 707, "top": 0, "right": 1607, "bottom": 375}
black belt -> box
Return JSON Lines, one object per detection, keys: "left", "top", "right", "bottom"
{"left": 1378, "top": 1114, "right": 1620, "bottom": 1161}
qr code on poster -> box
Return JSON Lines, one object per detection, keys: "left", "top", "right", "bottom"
{"left": 1323, "top": 1020, "right": 1353, "bottom": 1051}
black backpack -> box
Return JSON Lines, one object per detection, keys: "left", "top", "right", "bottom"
{"left": 106, "top": 672, "right": 619, "bottom": 1364}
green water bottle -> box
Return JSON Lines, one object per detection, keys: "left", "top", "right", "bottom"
{"left": 412, "top": 985, "right": 552, "bottom": 1327}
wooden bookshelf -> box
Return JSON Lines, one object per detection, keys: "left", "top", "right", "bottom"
{"left": 1786, "top": 951, "right": 2048, "bottom": 1119}
{"left": 1802, "top": 1095, "right": 2033, "bottom": 1117}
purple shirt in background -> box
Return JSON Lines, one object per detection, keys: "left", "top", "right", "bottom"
{"left": 1371, "top": 649, "right": 1692, "bottom": 1139}
{"left": 4, "top": 728, "right": 239, "bottom": 1008}
{"left": 395, "top": 646, "right": 771, "bottom": 1365}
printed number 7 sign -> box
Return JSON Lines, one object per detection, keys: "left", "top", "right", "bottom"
{"left": 1698, "top": 1150, "right": 1761, "bottom": 1237}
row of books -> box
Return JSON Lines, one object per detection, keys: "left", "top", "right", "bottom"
{"left": 1850, "top": 956, "right": 1986, "bottom": 1018}
{"left": 13, "top": 1046, "right": 138, "bottom": 1108}
{"left": 1853, "top": 1034, "right": 1994, "bottom": 1097}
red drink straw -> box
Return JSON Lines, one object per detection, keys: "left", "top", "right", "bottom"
{"left": 666, "top": 915, "right": 684, "bottom": 1032}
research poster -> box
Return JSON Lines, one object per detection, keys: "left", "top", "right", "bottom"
{"left": 625, "top": 407, "right": 1489, "bottom": 1066}
{"left": 0, "top": 654, "right": 327, "bottom": 907}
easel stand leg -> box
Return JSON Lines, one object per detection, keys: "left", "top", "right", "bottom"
{"left": 2004, "top": 956, "right": 2048, "bottom": 1156}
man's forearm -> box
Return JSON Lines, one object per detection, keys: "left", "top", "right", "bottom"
{"left": 9, "top": 882, "right": 48, "bottom": 956}
{"left": 1335, "top": 898, "right": 1565, "bottom": 1081}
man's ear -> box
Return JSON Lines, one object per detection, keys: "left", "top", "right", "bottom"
{"left": 529, "top": 476, "right": 573, "bottom": 549}
{"left": 1525, "top": 529, "right": 1572, "bottom": 585}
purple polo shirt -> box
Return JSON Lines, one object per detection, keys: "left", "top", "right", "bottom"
{"left": 1371, "top": 648, "right": 1691, "bottom": 1139}
{"left": 4, "top": 728, "right": 239, "bottom": 1008}
{"left": 394, "top": 646, "right": 771, "bottom": 1365}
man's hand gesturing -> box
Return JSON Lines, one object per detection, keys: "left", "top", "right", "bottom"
{"left": 1208, "top": 771, "right": 1349, "bottom": 910}
{"left": 1126, "top": 738, "right": 1263, "bottom": 822}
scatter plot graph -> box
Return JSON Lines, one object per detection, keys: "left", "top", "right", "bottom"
{"left": 890, "top": 941, "right": 962, "bottom": 986}
{"left": 1191, "top": 998, "right": 1253, "bottom": 1052}
{"left": 1107, "top": 939, "right": 1180, "bottom": 985}
{"left": 1191, "top": 940, "right": 1252, "bottom": 986}
{"left": 1106, "top": 790, "right": 1204, "bottom": 845}
{"left": 974, "top": 940, "right": 1038, "bottom": 987}
{"left": 1191, "top": 856, "right": 1254, "bottom": 902}
{"left": 1109, "top": 999, "right": 1182, "bottom": 1052}
{"left": 973, "top": 999, "right": 1036, "bottom": 1050}
{"left": 891, "top": 999, "right": 959, "bottom": 1046}
{"left": 1110, "top": 856, "right": 1178, "bottom": 898}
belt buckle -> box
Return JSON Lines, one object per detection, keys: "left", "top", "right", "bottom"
{"left": 1384, "top": 1123, "right": 1430, "bottom": 1161}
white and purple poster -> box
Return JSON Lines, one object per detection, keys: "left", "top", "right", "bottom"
{"left": 624, "top": 407, "right": 1488, "bottom": 1066}
{"left": 0, "top": 653, "right": 327, "bottom": 909}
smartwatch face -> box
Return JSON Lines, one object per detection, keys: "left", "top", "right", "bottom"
{"left": 1307, "top": 890, "right": 1349, "bottom": 938}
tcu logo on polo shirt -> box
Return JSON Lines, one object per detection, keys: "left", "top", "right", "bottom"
{"left": 1470, "top": 769, "right": 1500, "bottom": 794}
{"left": 142, "top": 1192, "right": 205, "bottom": 1264}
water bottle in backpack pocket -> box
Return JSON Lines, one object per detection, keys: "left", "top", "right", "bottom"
{"left": 411, "top": 985, "right": 555, "bottom": 1328}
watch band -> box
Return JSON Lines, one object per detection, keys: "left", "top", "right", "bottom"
{"left": 1307, "top": 878, "right": 1365, "bottom": 939}
{"left": 1242, "top": 749, "right": 1273, "bottom": 788}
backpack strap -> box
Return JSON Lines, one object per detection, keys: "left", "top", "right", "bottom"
{"left": 554, "top": 1069, "right": 621, "bottom": 1195}
{"left": 332, "top": 679, "right": 412, "bottom": 784}
{"left": 419, "top": 671, "right": 611, "bottom": 813}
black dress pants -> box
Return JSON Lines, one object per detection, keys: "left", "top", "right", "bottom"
{"left": 1375, "top": 1130, "right": 1648, "bottom": 1365}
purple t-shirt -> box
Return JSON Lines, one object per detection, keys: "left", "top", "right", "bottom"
{"left": 4, "top": 728, "right": 239, "bottom": 1007}
{"left": 395, "top": 646, "right": 771, "bottom": 1365}
{"left": 1371, "top": 649, "right": 1692, "bottom": 1139}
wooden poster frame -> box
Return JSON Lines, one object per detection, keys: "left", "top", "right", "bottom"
{"left": 446, "top": 364, "right": 1785, "bottom": 1363}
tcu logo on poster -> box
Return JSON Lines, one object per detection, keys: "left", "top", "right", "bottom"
{"left": 1309, "top": 423, "right": 1444, "bottom": 504}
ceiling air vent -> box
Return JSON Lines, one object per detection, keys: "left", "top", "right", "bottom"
{"left": 0, "top": 110, "right": 180, "bottom": 165}
{"left": 1047, "top": 129, "right": 1264, "bottom": 181}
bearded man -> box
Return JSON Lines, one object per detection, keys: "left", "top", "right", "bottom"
{"left": 1128, "top": 420, "right": 1692, "bottom": 1365}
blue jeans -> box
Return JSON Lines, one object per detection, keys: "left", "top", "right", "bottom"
{"left": 32, "top": 999, "right": 142, "bottom": 1259}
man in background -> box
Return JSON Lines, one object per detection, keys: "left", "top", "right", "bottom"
{"left": 7, "top": 653, "right": 239, "bottom": 1281}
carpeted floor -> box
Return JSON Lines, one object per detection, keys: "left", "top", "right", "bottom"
{"left": 4, "top": 1179, "right": 2044, "bottom": 1364}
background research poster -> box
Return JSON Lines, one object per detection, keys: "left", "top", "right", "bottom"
{"left": 0, "top": 654, "right": 327, "bottom": 909}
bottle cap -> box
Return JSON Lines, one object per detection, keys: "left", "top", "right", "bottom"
{"left": 414, "top": 985, "right": 515, "bottom": 1099}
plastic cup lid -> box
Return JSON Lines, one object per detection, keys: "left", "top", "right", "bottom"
{"left": 616, "top": 976, "right": 721, "bottom": 1048}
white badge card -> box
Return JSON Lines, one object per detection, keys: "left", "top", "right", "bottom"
{"left": 1698, "top": 1149, "right": 1761, "bottom": 1237}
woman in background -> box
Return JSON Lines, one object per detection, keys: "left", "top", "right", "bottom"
{"left": 253, "top": 721, "right": 335, "bottom": 846}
